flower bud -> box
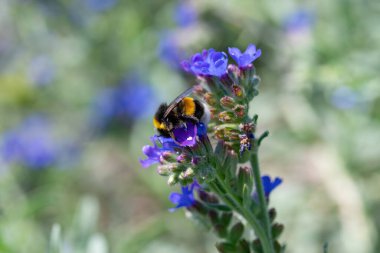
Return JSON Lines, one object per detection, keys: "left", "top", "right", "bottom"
{"left": 229, "top": 222, "right": 244, "bottom": 244}
{"left": 218, "top": 111, "right": 236, "bottom": 123}
{"left": 220, "top": 96, "right": 236, "bottom": 109}
{"left": 272, "top": 223, "right": 284, "bottom": 239}
{"left": 233, "top": 104, "right": 246, "bottom": 118}
{"left": 199, "top": 190, "right": 219, "bottom": 203}
{"left": 232, "top": 84, "right": 244, "bottom": 97}
{"left": 157, "top": 164, "right": 174, "bottom": 176}
{"left": 239, "top": 122, "right": 256, "bottom": 133}
{"left": 268, "top": 208, "right": 277, "bottom": 222}
{"left": 203, "top": 92, "right": 217, "bottom": 106}
{"left": 193, "top": 84, "right": 206, "bottom": 95}
{"left": 224, "top": 128, "right": 240, "bottom": 141}
{"left": 160, "top": 151, "right": 177, "bottom": 163}
{"left": 209, "top": 107, "right": 218, "bottom": 120}
{"left": 176, "top": 153, "right": 189, "bottom": 163}
{"left": 167, "top": 174, "right": 178, "bottom": 186}
{"left": 237, "top": 166, "right": 253, "bottom": 195}
{"left": 214, "top": 126, "right": 225, "bottom": 139}
{"left": 227, "top": 64, "right": 241, "bottom": 77}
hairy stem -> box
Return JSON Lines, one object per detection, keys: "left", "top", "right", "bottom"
{"left": 209, "top": 159, "right": 274, "bottom": 253}
{"left": 250, "top": 148, "right": 275, "bottom": 253}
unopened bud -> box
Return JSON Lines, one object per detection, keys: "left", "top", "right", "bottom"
{"left": 193, "top": 84, "right": 206, "bottom": 95}
{"left": 209, "top": 107, "right": 218, "bottom": 120}
{"left": 233, "top": 104, "right": 246, "bottom": 118}
{"left": 269, "top": 208, "right": 277, "bottom": 222}
{"left": 218, "top": 111, "right": 236, "bottom": 123}
{"left": 160, "top": 151, "right": 177, "bottom": 163}
{"left": 214, "top": 127, "right": 225, "bottom": 139}
{"left": 232, "top": 84, "right": 244, "bottom": 97}
{"left": 220, "top": 96, "right": 236, "bottom": 109}
{"left": 203, "top": 92, "right": 216, "bottom": 106}
{"left": 229, "top": 222, "right": 244, "bottom": 243}
{"left": 157, "top": 164, "right": 173, "bottom": 176}
{"left": 227, "top": 64, "right": 241, "bottom": 76}
{"left": 272, "top": 223, "right": 284, "bottom": 239}
{"left": 237, "top": 166, "right": 253, "bottom": 193}
{"left": 240, "top": 122, "right": 256, "bottom": 133}
{"left": 199, "top": 190, "right": 219, "bottom": 203}
{"left": 167, "top": 174, "right": 177, "bottom": 186}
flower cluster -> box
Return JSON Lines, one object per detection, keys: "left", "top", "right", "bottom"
{"left": 140, "top": 44, "right": 284, "bottom": 253}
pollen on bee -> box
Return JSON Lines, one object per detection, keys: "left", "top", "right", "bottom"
{"left": 182, "top": 97, "right": 196, "bottom": 116}
{"left": 153, "top": 118, "right": 166, "bottom": 130}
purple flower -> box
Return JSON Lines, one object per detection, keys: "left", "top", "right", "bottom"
{"left": 157, "top": 32, "right": 184, "bottom": 69}
{"left": 173, "top": 1, "right": 197, "bottom": 27}
{"left": 261, "top": 175, "right": 282, "bottom": 197}
{"left": 182, "top": 49, "right": 228, "bottom": 77}
{"left": 172, "top": 121, "right": 198, "bottom": 147}
{"left": 85, "top": 0, "right": 117, "bottom": 12}
{"left": 0, "top": 116, "right": 58, "bottom": 169}
{"left": 139, "top": 135, "right": 178, "bottom": 168}
{"left": 169, "top": 181, "right": 199, "bottom": 212}
{"left": 27, "top": 55, "right": 55, "bottom": 86}
{"left": 331, "top": 86, "right": 358, "bottom": 110}
{"left": 91, "top": 76, "right": 157, "bottom": 130}
{"left": 283, "top": 9, "right": 315, "bottom": 33}
{"left": 228, "top": 44, "right": 261, "bottom": 68}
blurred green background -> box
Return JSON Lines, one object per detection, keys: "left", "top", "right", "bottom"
{"left": 0, "top": 0, "right": 379, "bottom": 252}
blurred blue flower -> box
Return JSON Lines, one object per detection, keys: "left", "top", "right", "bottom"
{"left": 331, "top": 86, "right": 359, "bottom": 110}
{"left": 173, "top": 1, "right": 197, "bottom": 27}
{"left": 85, "top": 0, "right": 117, "bottom": 12}
{"left": 283, "top": 9, "right": 315, "bottom": 33}
{"left": 27, "top": 55, "right": 55, "bottom": 86}
{"left": 92, "top": 76, "right": 157, "bottom": 130}
{"left": 0, "top": 116, "right": 58, "bottom": 169}
{"left": 157, "top": 32, "right": 184, "bottom": 69}
{"left": 182, "top": 49, "right": 228, "bottom": 77}
{"left": 261, "top": 175, "right": 282, "bottom": 197}
{"left": 169, "top": 181, "right": 199, "bottom": 212}
{"left": 228, "top": 44, "right": 262, "bottom": 68}
{"left": 140, "top": 135, "right": 179, "bottom": 168}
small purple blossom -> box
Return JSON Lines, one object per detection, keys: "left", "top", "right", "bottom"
{"left": 331, "top": 86, "right": 359, "bottom": 110}
{"left": 283, "top": 9, "right": 315, "bottom": 33}
{"left": 172, "top": 121, "right": 198, "bottom": 147}
{"left": 169, "top": 181, "right": 199, "bottom": 212}
{"left": 182, "top": 49, "right": 228, "bottom": 77}
{"left": 228, "top": 44, "right": 261, "bottom": 68}
{"left": 85, "top": 0, "right": 117, "bottom": 12}
{"left": 139, "top": 135, "right": 178, "bottom": 168}
{"left": 0, "top": 116, "right": 58, "bottom": 169}
{"left": 173, "top": 1, "right": 197, "bottom": 27}
{"left": 27, "top": 55, "right": 55, "bottom": 86}
{"left": 261, "top": 175, "right": 282, "bottom": 197}
{"left": 157, "top": 32, "right": 184, "bottom": 69}
{"left": 91, "top": 76, "right": 157, "bottom": 130}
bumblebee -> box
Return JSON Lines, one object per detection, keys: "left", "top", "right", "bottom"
{"left": 153, "top": 88, "right": 210, "bottom": 139}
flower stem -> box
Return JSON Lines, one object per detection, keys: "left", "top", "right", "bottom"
{"left": 250, "top": 147, "right": 275, "bottom": 253}
{"left": 209, "top": 159, "right": 274, "bottom": 253}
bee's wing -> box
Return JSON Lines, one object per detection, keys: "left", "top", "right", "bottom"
{"left": 163, "top": 87, "right": 194, "bottom": 118}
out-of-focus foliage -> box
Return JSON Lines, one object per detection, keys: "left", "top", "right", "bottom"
{"left": 0, "top": 0, "right": 379, "bottom": 253}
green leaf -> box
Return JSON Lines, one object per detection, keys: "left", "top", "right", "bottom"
{"left": 216, "top": 242, "right": 236, "bottom": 253}
{"left": 205, "top": 203, "right": 232, "bottom": 212}
{"left": 228, "top": 222, "right": 244, "bottom": 244}
{"left": 271, "top": 223, "right": 284, "bottom": 239}
{"left": 220, "top": 212, "right": 233, "bottom": 227}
